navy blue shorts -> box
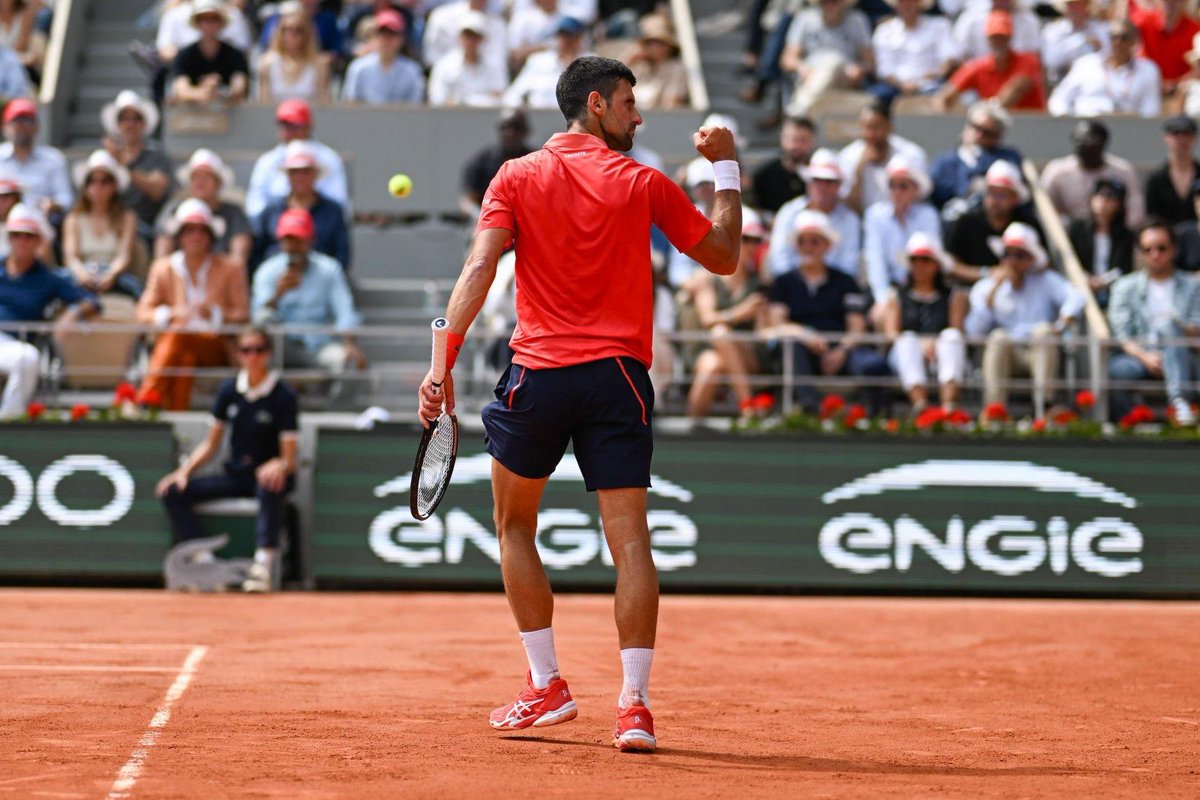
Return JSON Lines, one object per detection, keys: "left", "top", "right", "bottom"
{"left": 482, "top": 357, "right": 654, "bottom": 491}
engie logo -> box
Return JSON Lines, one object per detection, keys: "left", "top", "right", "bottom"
{"left": 818, "top": 460, "right": 1143, "bottom": 578}
{"left": 367, "top": 453, "right": 699, "bottom": 571}
{"left": 0, "top": 454, "right": 135, "bottom": 527}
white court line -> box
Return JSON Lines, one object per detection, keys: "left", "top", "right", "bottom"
{"left": 0, "top": 665, "right": 181, "bottom": 673}
{"left": 0, "top": 642, "right": 202, "bottom": 650}
{"left": 105, "top": 645, "right": 208, "bottom": 800}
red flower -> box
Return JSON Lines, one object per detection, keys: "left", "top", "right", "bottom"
{"left": 70, "top": 403, "right": 90, "bottom": 421}
{"left": 113, "top": 382, "right": 137, "bottom": 404}
{"left": 884, "top": 418, "right": 900, "bottom": 433}
{"left": 1052, "top": 410, "right": 1078, "bottom": 425}
{"left": 1131, "top": 404, "right": 1155, "bottom": 424}
{"left": 982, "top": 402, "right": 1009, "bottom": 423}
{"left": 1032, "top": 418, "right": 1047, "bottom": 432}
{"left": 138, "top": 387, "right": 162, "bottom": 408}
{"left": 819, "top": 394, "right": 846, "bottom": 420}
{"left": 1075, "top": 390, "right": 1095, "bottom": 410}
{"left": 26, "top": 401, "right": 45, "bottom": 420}
{"left": 946, "top": 408, "right": 973, "bottom": 426}
{"left": 914, "top": 406, "right": 947, "bottom": 429}
{"left": 751, "top": 392, "right": 775, "bottom": 412}
{"left": 843, "top": 404, "right": 867, "bottom": 427}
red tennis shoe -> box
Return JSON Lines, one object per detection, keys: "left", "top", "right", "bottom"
{"left": 613, "top": 704, "right": 656, "bottom": 752}
{"left": 488, "top": 671, "right": 578, "bottom": 730}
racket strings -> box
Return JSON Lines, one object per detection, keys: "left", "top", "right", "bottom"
{"left": 416, "top": 418, "right": 456, "bottom": 516}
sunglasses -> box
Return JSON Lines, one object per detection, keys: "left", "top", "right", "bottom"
{"left": 1139, "top": 243, "right": 1171, "bottom": 253}
{"left": 239, "top": 344, "right": 270, "bottom": 355}
{"left": 971, "top": 122, "right": 1001, "bottom": 138}
{"left": 1002, "top": 249, "right": 1032, "bottom": 260}
{"left": 87, "top": 174, "right": 115, "bottom": 185}
{"left": 796, "top": 234, "right": 827, "bottom": 247}
{"left": 117, "top": 112, "right": 145, "bottom": 124}
{"left": 888, "top": 180, "right": 916, "bottom": 191}
{"left": 8, "top": 230, "right": 38, "bottom": 239}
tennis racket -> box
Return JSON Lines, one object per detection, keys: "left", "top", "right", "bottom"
{"left": 410, "top": 318, "right": 459, "bottom": 520}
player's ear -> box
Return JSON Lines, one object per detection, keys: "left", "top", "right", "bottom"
{"left": 588, "top": 90, "right": 605, "bottom": 117}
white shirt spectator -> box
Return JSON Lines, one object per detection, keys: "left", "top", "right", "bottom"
{"left": 510, "top": 0, "right": 596, "bottom": 25}
{"left": 953, "top": 6, "right": 1041, "bottom": 60}
{"left": 245, "top": 139, "right": 349, "bottom": 223}
{"left": 965, "top": 268, "right": 1085, "bottom": 340}
{"left": 1047, "top": 52, "right": 1161, "bottom": 117}
{"left": 429, "top": 48, "right": 508, "bottom": 106}
{"left": 0, "top": 143, "right": 72, "bottom": 211}
{"left": 342, "top": 51, "right": 426, "bottom": 104}
{"left": 156, "top": 1, "right": 252, "bottom": 54}
{"left": 785, "top": 6, "right": 872, "bottom": 61}
{"left": 508, "top": 4, "right": 559, "bottom": 55}
{"left": 863, "top": 200, "right": 942, "bottom": 301}
{"left": 837, "top": 135, "right": 929, "bottom": 212}
{"left": 769, "top": 195, "right": 862, "bottom": 279}
{"left": 423, "top": 1, "right": 508, "bottom": 71}
{"left": 503, "top": 49, "right": 581, "bottom": 108}
{"left": 1040, "top": 17, "right": 1110, "bottom": 86}
{"left": 873, "top": 15, "right": 957, "bottom": 91}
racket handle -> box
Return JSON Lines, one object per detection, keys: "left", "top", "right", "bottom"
{"left": 430, "top": 317, "right": 449, "bottom": 385}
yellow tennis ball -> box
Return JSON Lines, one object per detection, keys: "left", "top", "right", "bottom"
{"left": 388, "top": 173, "right": 412, "bottom": 198}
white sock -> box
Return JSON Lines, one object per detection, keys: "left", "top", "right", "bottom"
{"left": 520, "top": 627, "right": 559, "bottom": 689}
{"left": 254, "top": 548, "right": 277, "bottom": 568}
{"left": 619, "top": 648, "right": 653, "bottom": 709}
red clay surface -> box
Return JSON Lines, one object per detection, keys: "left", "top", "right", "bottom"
{"left": 1, "top": 589, "right": 1197, "bottom": 799}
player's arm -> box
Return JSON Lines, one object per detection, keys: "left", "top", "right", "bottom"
{"left": 684, "top": 126, "right": 741, "bottom": 276}
{"left": 417, "top": 226, "right": 511, "bottom": 423}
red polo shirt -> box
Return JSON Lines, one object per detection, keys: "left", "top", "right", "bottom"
{"left": 950, "top": 51, "right": 1047, "bottom": 110}
{"left": 1130, "top": 0, "right": 1200, "bottom": 83}
{"left": 478, "top": 132, "right": 712, "bottom": 369}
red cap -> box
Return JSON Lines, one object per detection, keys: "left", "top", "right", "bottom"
{"left": 275, "top": 98, "right": 312, "bottom": 127}
{"left": 375, "top": 9, "right": 406, "bottom": 33}
{"left": 985, "top": 10, "right": 1013, "bottom": 37}
{"left": 0, "top": 177, "right": 21, "bottom": 195}
{"left": 3, "top": 98, "right": 37, "bottom": 124}
{"left": 275, "top": 208, "right": 315, "bottom": 241}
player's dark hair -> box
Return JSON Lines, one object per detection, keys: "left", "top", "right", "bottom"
{"left": 784, "top": 116, "right": 817, "bottom": 135}
{"left": 556, "top": 56, "right": 637, "bottom": 124}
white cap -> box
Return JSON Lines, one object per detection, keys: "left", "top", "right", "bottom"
{"left": 280, "top": 139, "right": 326, "bottom": 177}
{"left": 100, "top": 89, "right": 160, "bottom": 137}
{"left": 5, "top": 202, "right": 53, "bottom": 242}
{"left": 73, "top": 149, "right": 131, "bottom": 192}
{"left": 167, "top": 197, "right": 227, "bottom": 238}
{"left": 702, "top": 112, "right": 745, "bottom": 150}
{"left": 801, "top": 148, "right": 842, "bottom": 183}
{"left": 792, "top": 208, "right": 839, "bottom": 247}
{"left": 985, "top": 159, "right": 1029, "bottom": 204}
{"left": 742, "top": 205, "right": 767, "bottom": 239}
{"left": 459, "top": 10, "right": 488, "bottom": 36}
{"left": 885, "top": 153, "right": 931, "bottom": 200}
{"left": 905, "top": 231, "right": 949, "bottom": 269}
{"left": 177, "top": 147, "right": 236, "bottom": 189}
{"left": 685, "top": 157, "right": 714, "bottom": 189}
{"left": 1001, "top": 221, "right": 1048, "bottom": 269}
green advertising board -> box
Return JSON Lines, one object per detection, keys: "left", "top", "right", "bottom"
{"left": 0, "top": 424, "right": 176, "bottom": 577}
{"left": 312, "top": 427, "right": 1200, "bottom": 597}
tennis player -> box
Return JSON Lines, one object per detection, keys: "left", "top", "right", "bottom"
{"left": 418, "top": 56, "right": 742, "bottom": 753}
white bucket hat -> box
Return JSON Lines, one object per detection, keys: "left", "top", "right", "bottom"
{"left": 167, "top": 197, "right": 227, "bottom": 238}
{"left": 100, "top": 89, "right": 160, "bottom": 137}
{"left": 176, "top": 148, "right": 236, "bottom": 189}
{"left": 279, "top": 140, "right": 327, "bottom": 178}
{"left": 792, "top": 208, "right": 840, "bottom": 247}
{"left": 801, "top": 148, "right": 842, "bottom": 183}
{"left": 904, "top": 231, "right": 950, "bottom": 270}
{"left": 189, "top": 0, "right": 230, "bottom": 29}
{"left": 5, "top": 202, "right": 54, "bottom": 242}
{"left": 1001, "top": 222, "right": 1048, "bottom": 269}
{"left": 72, "top": 149, "right": 131, "bottom": 193}
{"left": 885, "top": 154, "right": 931, "bottom": 200}
{"left": 985, "top": 159, "right": 1030, "bottom": 204}
{"left": 684, "top": 157, "right": 714, "bottom": 189}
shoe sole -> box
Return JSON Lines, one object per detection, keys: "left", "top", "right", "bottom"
{"left": 489, "top": 700, "right": 578, "bottom": 730}
{"left": 614, "top": 731, "right": 656, "bottom": 753}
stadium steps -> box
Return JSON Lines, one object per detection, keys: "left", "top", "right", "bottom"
{"left": 67, "top": 4, "right": 159, "bottom": 147}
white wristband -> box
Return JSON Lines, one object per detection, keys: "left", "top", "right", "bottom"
{"left": 712, "top": 160, "right": 741, "bottom": 193}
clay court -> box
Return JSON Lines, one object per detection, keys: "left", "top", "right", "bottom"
{"left": 1, "top": 589, "right": 1197, "bottom": 799}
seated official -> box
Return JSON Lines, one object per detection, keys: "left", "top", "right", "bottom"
{"left": 157, "top": 327, "right": 298, "bottom": 593}
{"left": 251, "top": 208, "right": 367, "bottom": 375}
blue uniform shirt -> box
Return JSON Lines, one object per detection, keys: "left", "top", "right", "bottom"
{"left": 0, "top": 259, "right": 98, "bottom": 335}
{"left": 212, "top": 373, "right": 299, "bottom": 476}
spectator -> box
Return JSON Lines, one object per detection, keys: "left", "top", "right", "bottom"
{"left": 341, "top": 9, "right": 424, "bottom": 104}
{"left": 1172, "top": 179, "right": 1200, "bottom": 269}
{"left": 837, "top": 101, "right": 928, "bottom": 215}
{"left": 100, "top": 90, "right": 173, "bottom": 246}
{"left": 155, "top": 326, "right": 298, "bottom": 593}
{"left": 1108, "top": 218, "right": 1200, "bottom": 424}
{"left": 1040, "top": 0, "right": 1110, "bottom": 88}
{"left": 778, "top": 0, "right": 873, "bottom": 118}
{"left": 257, "top": 5, "right": 331, "bottom": 104}
{"left": 685, "top": 207, "right": 769, "bottom": 421}
{"left": 0, "top": 203, "right": 97, "bottom": 418}
{"left": 1145, "top": 114, "right": 1200, "bottom": 226}
{"left": 169, "top": 0, "right": 250, "bottom": 106}
{"left": 155, "top": 149, "right": 252, "bottom": 269}
{"left": 0, "top": 0, "right": 44, "bottom": 82}
{"left": 0, "top": 37, "right": 27, "bottom": 104}
{"left": 945, "top": 159, "right": 1042, "bottom": 284}
{"left": 63, "top": 151, "right": 140, "bottom": 299}
{"left": 511, "top": 0, "right": 597, "bottom": 25}
{"left": 507, "top": 0, "right": 559, "bottom": 74}
{"left": 937, "top": 11, "right": 1047, "bottom": 111}
{"left": 428, "top": 11, "right": 508, "bottom": 106}
{"left": 252, "top": 208, "right": 367, "bottom": 378}
{"left": 0, "top": 175, "right": 21, "bottom": 259}
{"left": 966, "top": 222, "right": 1084, "bottom": 415}
{"left": 460, "top": 107, "right": 534, "bottom": 216}
{"left": 503, "top": 16, "right": 588, "bottom": 108}
{"left": 245, "top": 99, "right": 349, "bottom": 225}
{"left": 1067, "top": 177, "right": 1135, "bottom": 307}
{"left": 1040, "top": 120, "right": 1145, "bottom": 227}
{"left": 259, "top": 0, "right": 342, "bottom": 59}
{"left": 751, "top": 115, "right": 816, "bottom": 215}
{"left": 767, "top": 209, "right": 889, "bottom": 411}
{"left": 0, "top": 97, "right": 70, "bottom": 222}
{"left": 882, "top": 232, "right": 967, "bottom": 412}
{"left": 424, "top": 0, "right": 508, "bottom": 76}
{"left": 1048, "top": 20, "right": 1161, "bottom": 117}
{"left": 144, "top": 0, "right": 252, "bottom": 106}
{"left": 869, "top": 0, "right": 957, "bottom": 108}
{"left": 627, "top": 15, "right": 689, "bottom": 110}
{"left": 138, "top": 199, "right": 249, "bottom": 411}
{"left": 953, "top": 0, "right": 1041, "bottom": 61}
{"left": 864, "top": 155, "right": 941, "bottom": 316}
{"left": 1128, "top": 0, "right": 1199, "bottom": 95}
{"left": 667, "top": 158, "right": 718, "bottom": 289}
{"left": 770, "top": 148, "right": 862, "bottom": 279}
{"left": 253, "top": 140, "right": 349, "bottom": 273}
{"left": 929, "top": 101, "right": 1022, "bottom": 211}
{"left": 739, "top": 0, "right": 801, "bottom": 118}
